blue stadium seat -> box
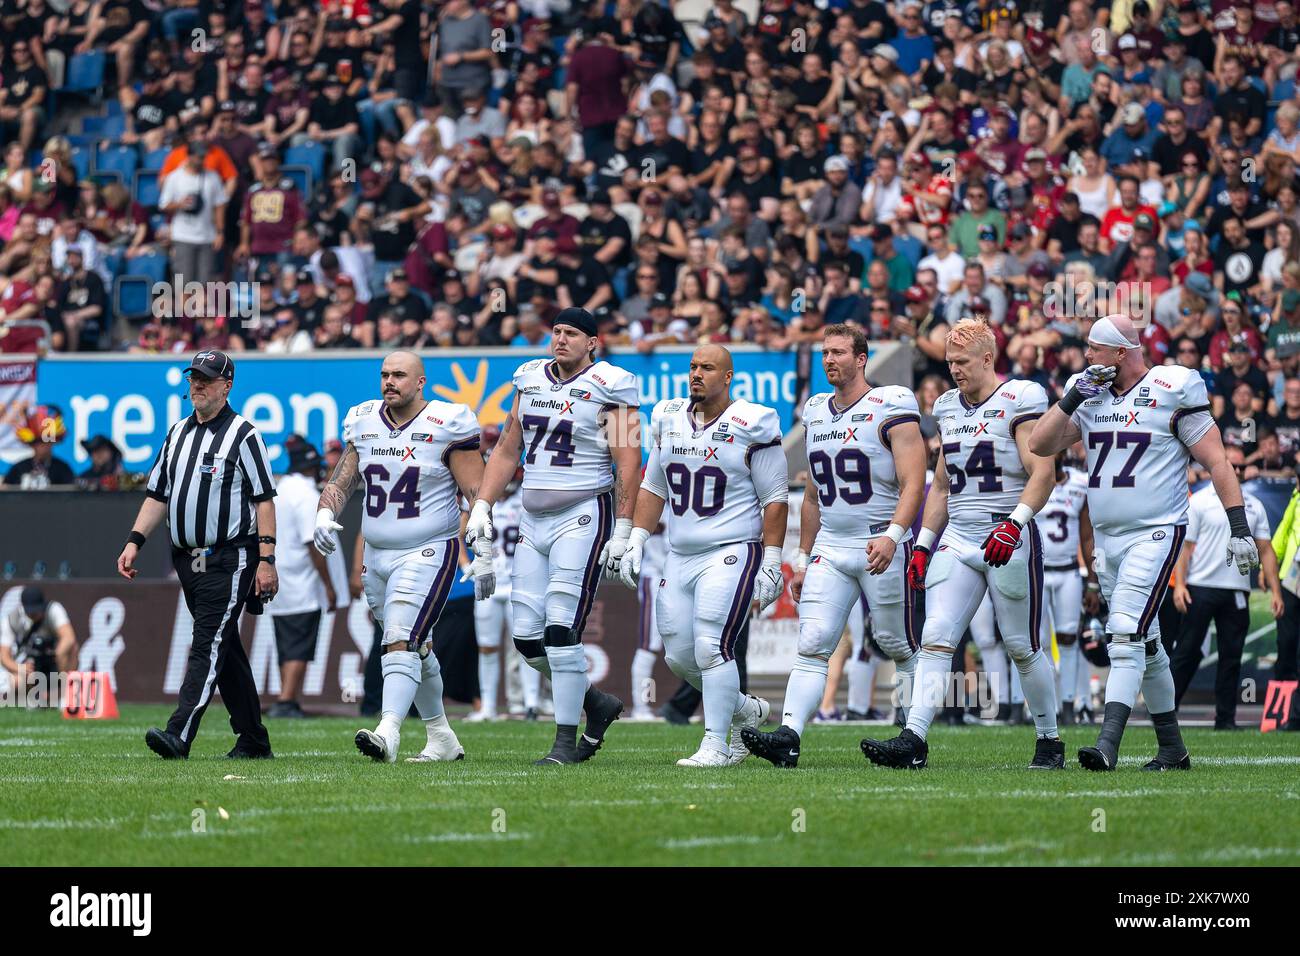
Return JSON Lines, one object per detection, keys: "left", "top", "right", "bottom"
{"left": 281, "top": 163, "right": 311, "bottom": 197}
{"left": 284, "top": 142, "right": 325, "bottom": 184}
{"left": 64, "top": 51, "right": 106, "bottom": 93}
{"left": 140, "top": 148, "right": 170, "bottom": 171}
{"left": 70, "top": 147, "right": 91, "bottom": 181}
{"left": 149, "top": 212, "right": 168, "bottom": 234}
{"left": 126, "top": 251, "right": 168, "bottom": 285}
{"left": 134, "top": 169, "right": 161, "bottom": 209}
{"left": 357, "top": 100, "right": 376, "bottom": 146}
{"left": 91, "top": 170, "right": 124, "bottom": 187}
{"left": 64, "top": 133, "right": 99, "bottom": 149}
{"left": 95, "top": 145, "right": 138, "bottom": 179}
{"left": 83, "top": 114, "right": 126, "bottom": 140}
{"left": 103, "top": 99, "right": 122, "bottom": 117}
{"left": 102, "top": 251, "right": 126, "bottom": 282}
{"left": 113, "top": 276, "right": 153, "bottom": 321}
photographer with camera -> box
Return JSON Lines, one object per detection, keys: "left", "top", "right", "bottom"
{"left": 0, "top": 587, "right": 77, "bottom": 704}
{"left": 159, "top": 139, "right": 228, "bottom": 290}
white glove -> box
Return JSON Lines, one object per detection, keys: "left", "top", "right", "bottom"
{"left": 619, "top": 527, "right": 650, "bottom": 589}
{"left": 599, "top": 517, "right": 633, "bottom": 582}
{"left": 1227, "top": 536, "right": 1260, "bottom": 576}
{"left": 752, "top": 546, "right": 785, "bottom": 612}
{"left": 1076, "top": 364, "right": 1118, "bottom": 398}
{"left": 313, "top": 508, "right": 343, "bottom": 556}
{"left": 460, "top": 546, "right": 496, "bottom": 601}
{"left": 464, "top": 499, "right": 493, "bottom": 550}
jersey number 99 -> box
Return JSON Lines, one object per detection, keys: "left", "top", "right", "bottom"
{"left": 808, "top": 448, "right": 873, "bottom": 506}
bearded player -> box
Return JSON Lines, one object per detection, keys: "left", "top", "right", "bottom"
{"left": 618, "top": 345, "right": 786, "bottom": 766}
{"left": 464, "top": 307, "right": 642, "bottom": 765}
{"left": 1031, "top": 314, "right": 1259, "bottom": 770}
{"left": 862, "top": 319, "right": 1065, "bottom": 769}
{"left": 314, "top": 350, "right": 492, "bottom": 763}
{"left": 743, "top": 325, "right": 924, "bottom": 767}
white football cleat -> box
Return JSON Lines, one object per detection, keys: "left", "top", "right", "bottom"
{"left": 463, "top": 710, "right": 495, "bottom": 723}
{"left": 676, "top": 746, "right": 732, "bottom": 767}
{"left": 406, "top": 721, "right": 465, "bottom": 762}
{"left": 726, "top": 695, "right": 771, "bottom": 765}
{"left": 355, "top": 728, "right": 397, "bottom": 763}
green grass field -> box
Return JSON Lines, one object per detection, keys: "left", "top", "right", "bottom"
{"left": 2, "top": 705, "right": 1297, "bottom": 866}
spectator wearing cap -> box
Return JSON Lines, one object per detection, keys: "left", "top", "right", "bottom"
{"left": 809, "top": 155, "right": 863, "bottom": 229}
{"left": 1104, "top": 211, "right": 1164, "bottom": 278}
{"left": 78, "top": 435, "right": 124, "bottom": 490}
{"left": 1165, "top": 270, "right": 1220, "bottom": 347}
{"left": 471, "top": 221, "right": 525, "bottom": 301}
{"left": 0, "top": 586, "right": 77, "bottom": 701}
{"left": 264, "top": 307, "right": 313, "bottom": 354}
{"left": 366, "top": 266, "right": 430, "bottom": 332}
{"left": 944, "top": 260, "right": 1008, "bottom": 325}
{"left": 1101, "top": 101, "right": 1159, "bottom": 173}
{"left": 268, "top": 435, "right": 337, "bottom": 718}
{"left": 434, "top": 0, "right": 493, "bottom": 118}
{"left": 974, "top": 220, "right": 1008, "bottom": 280}
{"left": 447, "top": 158, "right": 498, "bottom": 227}
{"left": 235, "top": 144, "right": 308, "bottom": 268}
{"left": 949, "top": 178, "right": 1005, "bottom": 258}
{"left": 159, "top": 140, "right": 228, "bottom": 289}
{"left": 627, "top": 292, "right": 690, "bottom": 353}
{"left": 452, "top": 87, "right": 507, "bottom": 149}
{"left": 917, "top": 219, "right": 965, "bottom": 293}
{"left": 301, "top": 73, "right": 364, "bottom": 171}
{"left": 291, "top": 267, "right": 329, "bottom": 333}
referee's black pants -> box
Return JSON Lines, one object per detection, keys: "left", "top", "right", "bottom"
{"left": 1170, "top": 585, "right": 1250, "bottom": 726}
{"left": 1275, "top": 590, "right": 1300, "bottom": 682}
{"left": 166, "top": 542, "right": 270, "bottom": 753}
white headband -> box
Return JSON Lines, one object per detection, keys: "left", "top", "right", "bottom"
{"left": 1088, "top": 316, "right": 1138, "bottom": 349}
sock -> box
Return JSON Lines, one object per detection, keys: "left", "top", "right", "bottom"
{"left": 847, "top": 655, "right": 879, "bottom": 713}
{"left": 424, "top": 712, "right": 452, "bottom": 747}
{"left": 700, "top": 660, "right": 741, "bottom": 752}
{"left": 521, "top": 660, "right": 541, "bottom": 709}
{"left": 379, "top": 650, "right": 421, "bottom": 740}
{"left": 1150, "top": 709, "right": 1187, "bottom": 759}
{"left": 1095, "top": 700, "right": 1133, "bottom": 764}
{"left": 983, "top": 645, "right": 1008, "bottom": 708}
{"left": 413, "top": 652, "right": 445, "bottom": 720}
{"left": 553, "top": 723, "right": 578, "bottom": 753}
{"left": 1009, "top": 660, "right": 1025, "bottom": 706}
{"left": 631, "top": 648, "right": 656, "bottom": 711}
{"left": 1014, "top": 649, "right": 1059, "bottom": 738}
{"left": 477, "top": 651, "right": 499, "bottom": 716}
{"left": 1076, "top": 645, "right": 1091, "bottom": 709}
{"left": 893, "top": 652, "right": 917, "bottom": 720}
{"left": 1057, "top": 636, "right": 1078, "bottom": 704}
{"left": 1140, "top": 639, "right": 1177, "bottom": 714}
{"left": 782, "top": 655, "right": 829, "bottom": 736}
{"left": 905, "top": 647, "right": 952, "bottom": 740}
{"left": 545, "top": 644, "right": 589, "bottom": 726}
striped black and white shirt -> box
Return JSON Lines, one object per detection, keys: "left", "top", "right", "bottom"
{"left": 145, "top": 403, "right": 277, "bottom": 550}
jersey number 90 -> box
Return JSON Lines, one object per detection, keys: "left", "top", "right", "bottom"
{"left": 664, "top": 463, "right": 726, "bottom": 516}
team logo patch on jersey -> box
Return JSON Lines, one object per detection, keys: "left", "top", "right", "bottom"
{"left": 200, "top": 463, "right": 219, "bottom": 475}
{"left": 717, "top": 423, "right": 729, "bottom": 432}
{"left": 1153, "top": 530, "right": 1166, "bottom": 540}
{"left": 1140, "top": 387, "right": 1150, "bottom": 396}
{"left": 868, "top": 396, "right": 883, "bottom": 404}
{"left": 551, "top": 384, "right": 563, "bottom": 391}
{"left": 569, "top": 388, "right": 592, "bottom": 400}
{"left": 711, "top": 432, "right": 734, "bottom": 442}
{"left": 1082, "top": 400, "right": 1102, "bottom": 407}
{"left": 411, "top": 433, "right": 435, "bottom": 442}
{"left": 1134, "top": 399, "right": 1156, "bottom": 407}
{"left": 730, "top": 417, "right": 748, "bottom": 426}
{"left": 841, "top": 428, "right": 858, "bottom": 443}
{"left": 578, "top": 515, "right": 591, "bottom": 526}
{"left": 519, "top": 385, "right": 541, "bottom": 394}
{"left": 422, "top": 548, "right": 435, "bottom": 557}
{"left": 592, "top": 373, "right": 608, "bottom": 386}
{"left": 426, "top": 416, "right": 444, "bottom": 425}
{"left": 389, "top": 429, "right": 401, "bottom": 438}
{"left": 358, "top": 433, "right": 378, "bottom": 440}
{"left": 852, "top": 413, "right": 871, "bottom": 422}
{"left": 984, "top": 409, "right": 1006, "bottom": 418}
{"left": 724, "top": 555, "right": 738, "bottom": 565}
{"left": 659, "top": 578, "right": 665, "bottom": 587}
{"left": 702, "top": 447, "right": 719, "bottom": 461}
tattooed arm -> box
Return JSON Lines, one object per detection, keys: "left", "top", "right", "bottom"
{"left": 318, "top": 441, "right": 362, "bottom": 517}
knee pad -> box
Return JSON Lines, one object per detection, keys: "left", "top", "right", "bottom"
{"left": 1001, "top": 631, "right": 1036, "bottom": 664}
{"left": 1056, "top": 631, "right": 1077, "bottom": 646}
{"left": 545, "top": 573, "right": 586, "bottom": 627}
{"left": 694, "top": 635, "right": 724, "bottom": 672}
{"left": 544, "top": 624, "right": 580, "bottom": 647}
{"left": 1108, "top": 638, "right": 1146, "bottom": 670}
{"left": 796, "top": 618, "right": 840, "bottom": 659}
{"left": 920, "top": 617, "right": 959, "bottom": 655}
{"left": 1108, "top": 607, "right": 1142, "bottom": 637}
{"left": 545, "top": 643, "right": 587, "bottom": 674}
{"left": 382, "top": 649, "right": 422, "bottom": 685}
{"left": 871, "top": 624, "right": 914, "bottom": 664}
{"left": 664, "top": 648, "right": 696, "bottom": 681}
{"left": 513, "top": 636, "right": 545, "bottom": 661}
{"left": 382, "top": 620, "right": 415, "bottom": 651}
{"left": 510, "top": 591, "right": 544, "bottom": 638}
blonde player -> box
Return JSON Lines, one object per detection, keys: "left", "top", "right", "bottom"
{"left": 744, "top": 325, "right": 925, "bottom": 768}
{"left": 313, "top": 351, "right": 492, "bottom": 763}
{"left": 1031, "top": 314, "right": 1259, "bottom": 770}
{"left": 465, "top": 308, "right": 642, "bottom": 765}
{"left": 862, "top": 319, "right": 1064, "bottom": 769}
{"left": 619, "top": 345, "right": 787, "bottom": 766}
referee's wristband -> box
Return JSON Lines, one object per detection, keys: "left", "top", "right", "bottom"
{"left": 127, "top": 531, "right": 147, "bottom": 549}
{"left": 258, "top": 535, "right": 276, "bottom": 545}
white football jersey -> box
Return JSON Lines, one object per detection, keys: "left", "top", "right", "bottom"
{"left": 342, "top": 398, "right": 480, "bottom": 549}
{"left": 1067, "top": 364, "right": 1213, "bottom": 535}
{"left": 489, "top": 485, "right": 524, "bottom": 581}
{"left": 645, "top": 398, "right": 786, "bottom": 555}
{"left": 512, "top": 358, "right": 640, "bottom": 492}
{"left": 1039, "top": 467, "right": 1089, "bottom": 567}
{"left": 933, "top": 379, "right": 1048, "bottom": 537}
{"left": 803, "top": 385, "right": 921, "bottom": 548}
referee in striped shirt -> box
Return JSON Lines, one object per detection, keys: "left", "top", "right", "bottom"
{"left": 117, "top": 350, "right": 279, "bottom": 760}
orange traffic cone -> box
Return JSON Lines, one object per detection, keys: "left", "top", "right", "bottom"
{"left": 61, "top": 672, "right": 120, "bottom": 720}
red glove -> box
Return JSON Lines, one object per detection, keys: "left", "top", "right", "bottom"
{"left": 907, "top": 546, "right": 930, "bottom": 591}
{"left": 982, "top": 520, "right": 1022, "bottom": 567}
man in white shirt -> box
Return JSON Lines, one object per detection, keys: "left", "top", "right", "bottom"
{"left": 1, "top": 586, "right": 77, "bottom": 703}
{"left": 1170, "top": 451, "right": 1283, "bottom": 729}
{"left": 159, "top": 140, "right": 227, "bottom": 288}
{"left": 263, "top": 308, "right": 314, "bottom": 354}
{"left": 916, "top": 221, "right": 966, "bottom": 294}
{"left": 860, "top": 152, "right": 904, "bottom": 226}
{"left": 269, "top": 437, "right": 338, "bottom": 717}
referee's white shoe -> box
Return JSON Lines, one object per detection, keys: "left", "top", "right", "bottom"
{"left": 355, "top": 728, "right": 398, "bottom": 763}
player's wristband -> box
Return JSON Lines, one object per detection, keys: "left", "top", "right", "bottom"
{"left": 1058, "top": 385, "right": 1086, "bottom": 416}
{"left": 1226, "top": 505, "right": 1251, "bottom": 539}
{"left": 885, "top": 523, "right": 906, "bottom": 544}
{"left": 915, "top": 527, "right": 937, "bottom": 551}
{"left": 611, "top": 517, "right": 632, "bottom": 541}
{"left": 127, "top": 530, "right": 146, "bottom": 549}
{"left": 762, "top": 546, "right": 783, "bottom": 568}
{"left": 1086, "top": 581, "right": 1100, "bottom": 591}
{"left": 1009, "top": 503, "right": 1035, "bottom": 528}
{"left": 791, "top": 549, "right": 809, "bottom": 573}
{"left": 627, "top": 526, "right": 650, "bottom": 548}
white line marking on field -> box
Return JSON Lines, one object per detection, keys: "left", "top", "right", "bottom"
{"left": 403, "top": 832, "right": 532, "bottom": 843}
{"left": 660, "top": 835, "right": 767, "bottom": 849}
{"left": 0, "top": 817, "right": 123, "bottom": 830}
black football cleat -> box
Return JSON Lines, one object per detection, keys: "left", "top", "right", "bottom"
{"left": 534, "top": 742, "right": 580, "bottom": 766}
{"left": 1141, "top": 752, "right": 1191, "bottom": 771}
{"left": 741, "top": 725, "right": 801, "bottom": 768}
{"left": 1077, "top": 746, "right": 1115, "bottom": 772}
{"left": 145, "top": 728, "right": 188, "bottom": 760}
{"left": 1028, "top": 736, "right": 1065, "bottom": 769}
{"left": 226, "top": 745, "right": 274, "bottom": 759}
{"left": 576, "top": 689, "right": 624, "bottom": 762}
{"left": 860, "top": 728, "right": 928, "bottom": 769}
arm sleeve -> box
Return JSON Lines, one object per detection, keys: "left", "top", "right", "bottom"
{"left": 750, "top": 443, "right": 790, "bottom": 507}
{"left": 240, "top": 429, "right": 277, "bottom": 502}
{"left": 144, "top": 426, "right": 173, "bottom": 501}
{"left": 1172, "top": 372, "right": 1214, "bottom": 446}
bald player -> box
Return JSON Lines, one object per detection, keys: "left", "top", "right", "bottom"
{"left": 618, "top": 345, "right": 789, "bottom": 766}
{"left": 1031, "top": 315, "right": 1260, "bottom": 770}
{"left": 315, "top": 351, "right": 492, "bottom": 764}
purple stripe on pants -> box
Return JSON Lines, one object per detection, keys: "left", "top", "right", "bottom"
{"left": 637, "top": 576, "right": 653, "bottom": 651}
{"left": 1028, "top": 523, "right": 1044, "bottom": 651}
{"left": 902, "top": 540, "right": 919, "bottom": 652}
{"left": 720, "top": 542, "right": 762, "bottom": 663}
{"left": 412, "top": 542, "right": 458, "bottom": 644}
{"left": 1137, "top": 525, "right": 1186, "bottom": 637}
{"left": 572, "top": 491, "right": 614, "bottom": 634}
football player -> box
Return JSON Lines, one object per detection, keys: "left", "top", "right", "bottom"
{"left": 619, "top": 345, "right": 787, "bottom": 766}
{"left": 863, "top": 319, "right": 1065, "bottom": 769}
{"left": 1031, "top": 314, "right": 1259, "bottom": 770}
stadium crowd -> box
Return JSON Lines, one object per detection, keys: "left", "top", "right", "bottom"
{"left": 0, "top": 0, "right": 1299, "bottom": 451}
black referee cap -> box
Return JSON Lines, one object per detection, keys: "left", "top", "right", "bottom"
{"left": 185, "top": 349, "right": 234, "bottom": 381}
{"left": 553, "top": 307, "right": 598, "bottom": 337}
